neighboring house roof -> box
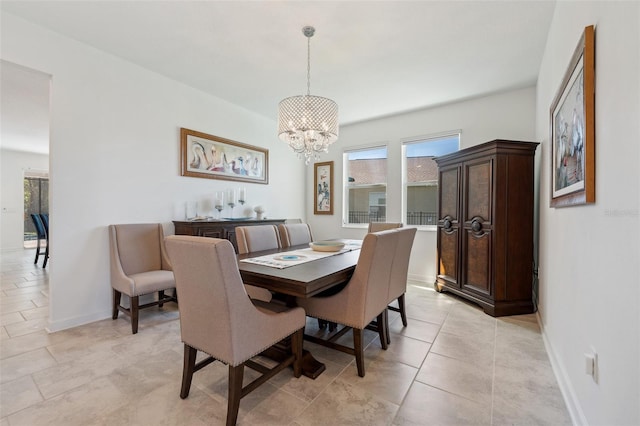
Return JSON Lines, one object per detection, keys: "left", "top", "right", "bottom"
{"left": 348, "top": 157, "right": 438, "bottom": 184}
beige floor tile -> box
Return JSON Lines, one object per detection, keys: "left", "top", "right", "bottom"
{"left": 0, "top": 300, "right": 37, "bottom": 315}
{"left": 0, "top": 347, "right": 57, "bottom": 384}
{"left": 0, "top": 327, "right": 9, "bottom": 340}
{"left": 430, "top": 330, "right": 495, "bottom": 369}
{"left": 0, "top": 375, "right": 44, "bottom": 417}
{"left": 337, "top": 357, "right": 417, "bottom": 405}
{"left": 5, "top": 317, "right": 49, "bottom": 338}
{"left": 21, "top": 306, "right": 49, "bottom": 322}
{"left": 393, "top": 381, "right": 491, "bottom": 425}
{"left": 7, "top": 376, "right": 130, "bottom": 426}
{"left": 415, "top": 352, "right": 493, "bottom": 406}
{"left": 32, "top": 347, "right": 126, "bottom": 399}
{"left": 292, "top": 378, "right": 399, "bottom": 426}
{"left": 0, "top": 311, "right": 24, "bottom": 327}
{"left": 389, "top": 317, "right": 441, "bottom": 343}
{"left": 364, "top": 332, "right": 431, "bottom": 369}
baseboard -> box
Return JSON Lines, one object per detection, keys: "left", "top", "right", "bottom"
{"left": 46, "top": 309, "right": 112, "bottom": 333}
{"left": 536, "top": 310, "right": 586, "bottom": 426}
{"left": 407, "top": 273, "right": 434, "bottom": 285}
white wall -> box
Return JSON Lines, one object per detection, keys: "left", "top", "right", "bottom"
{"left": 536, "top": 2, "right": 640, "bottom": 425}
{"left": 0, "top": 149, "right": 49, "bottom": 250}
{"left": 308, "top": 87, "right": 537, "bottom": 283}
{"left": 1, "top": 13, "right": 306, "bottom": 331}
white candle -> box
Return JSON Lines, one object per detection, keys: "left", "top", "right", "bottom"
{"left": 239, "top": 188, "right": 246, "bottom": 202}
{"left": 227, "top": 189, "right": 236, "bottom": 204}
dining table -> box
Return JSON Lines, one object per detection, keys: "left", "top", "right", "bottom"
{"left": 237, "top": 239, "right": 362, "bottom": 379}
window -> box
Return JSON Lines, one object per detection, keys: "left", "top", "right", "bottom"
{"left": 403, "top": 134, "right": 459, "bottom": 227}
{"left": 24, "top": 174, "right": 49, "bottom": 246}
{"left": 344, "top": 146, "right": 387, "bottom": 224}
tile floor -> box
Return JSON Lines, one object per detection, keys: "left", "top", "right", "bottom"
{"left": 0, "top": 249, "right": 572, "bottom": 425}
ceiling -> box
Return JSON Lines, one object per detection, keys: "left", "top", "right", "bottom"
{"left": 0, "top": 1, "right": 556, "bottom": 155}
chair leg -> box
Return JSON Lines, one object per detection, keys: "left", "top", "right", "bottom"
{"left": 227, "top": 364, "right": 244, "bottom": 426}
{"left": 385, "top": 308, "right": 391, "bottom": 345}
{"left": 34, "top": 239, "right": 41, "bottom": 264}
{"left": 180, "top": 344, "right": 198, "bottom": 399}
{"left": 158, "top": 290, "right": 165, "bottom": 308}
{"left": 42, "top": 245, "right": 48, "bottom": 268}
{"left": 353, "top": 328, "right": 365, "bottom": 377}
{"left": 112, "top": 289, "right": 121, "bottom": 320}
{"left": 376, "top": 312, "right": 388, "bottom": 350}
{"left": 318, "top": 318, "right": 327, "bottom": 329}
{"left": 398, "top": 294, "right": 408, "bottom": 327}
{"left": 291, "top": 328, "right": 303, "bottom": 378}
{"left": 130, "top": 296, "right": 139, "bottom": 334}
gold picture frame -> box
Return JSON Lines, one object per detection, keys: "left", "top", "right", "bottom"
{"left": 314, "top": 161, "right": 333, "bottom": 215}
{"left": 550, "top": 25, "right": 595, "bottom": 207}
{"left": 180, "top": 128, "right": 268, "bottom": 184}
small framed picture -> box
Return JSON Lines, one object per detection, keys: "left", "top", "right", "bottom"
{"left": 314, "top": 161, "right": 333, "bottom": 215}
{"left": 550, "top": 25, "right": 595, "bottom": 207}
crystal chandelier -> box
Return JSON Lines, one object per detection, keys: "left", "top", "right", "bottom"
{"left": 278, "top": 26, "right": 339, "bottom": 165}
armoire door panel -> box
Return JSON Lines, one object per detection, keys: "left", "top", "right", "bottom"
{"left": 437, "top": 229, "right": 458, "bottom": 286}
{"left": 439, "top": 167, "right": 459, "bottom": 221}
{"left": 463, "top": 230, "right": 492, "bottom": 296}
{"left": 465, "top": 159, "right": 493, "bottom": 223}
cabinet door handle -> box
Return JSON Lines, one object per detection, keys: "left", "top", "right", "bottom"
{"left": 443, "top": 218, "right": 453, "bottom": 231}
{"left": 471, "top": 219, "right": 482, "bottom": 233}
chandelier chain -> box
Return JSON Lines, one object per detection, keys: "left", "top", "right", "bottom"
{"left": 307, "top": 35, "right": 311, "bottom": 96}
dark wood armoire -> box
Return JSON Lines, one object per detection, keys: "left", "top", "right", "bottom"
{"left": 434, "top": 140, "right": 539, "bottom": 316}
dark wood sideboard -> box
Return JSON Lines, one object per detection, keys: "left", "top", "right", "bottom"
{"left": 434, "top": 140, "right": 539, "bottom": 316}
{"left": 173, "top": 219, "right": 285, "bottom": 253}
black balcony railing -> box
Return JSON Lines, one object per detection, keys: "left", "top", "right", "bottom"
{"left": 406, "top": 211, "right": 437, "bottom": 226}
{"left": 347, "top": 211, "right": 437, "bottom": 225}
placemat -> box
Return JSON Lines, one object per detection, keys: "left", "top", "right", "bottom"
{"left": 240, "top": 241, "right": 361, "bottom": 269}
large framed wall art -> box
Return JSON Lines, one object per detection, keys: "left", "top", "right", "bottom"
{"left": 180, "top": 128, "right": 268, "bottom": 184}
{"left": 550, "top": 25, "right": 595, "bottom": 207}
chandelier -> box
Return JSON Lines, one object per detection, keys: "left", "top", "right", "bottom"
{"left": 278, "top": 26, "right": 339, "bottom": 165}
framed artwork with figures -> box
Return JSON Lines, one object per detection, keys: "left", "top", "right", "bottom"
{"left": 314, "top": 161, "right": 333, "bottom": 215}
{"left": 180, "top": 128, "right": 268, "bottom": 184}
{"left": 550, "top": 25, "right": 595, "bottom": 207}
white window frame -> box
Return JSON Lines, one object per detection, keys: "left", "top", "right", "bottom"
{"left": 342, "top": 145, "right": 388, "bottom": 228}
{"left": 401, "top": 131, "right": 460, "bottom": 231}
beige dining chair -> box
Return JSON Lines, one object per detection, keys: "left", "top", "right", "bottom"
{"left": 165, "top": 235, "right": 305, "bottom": 426}
{"left": 108, "top": 223, "right": 177, "bottom": 334}
{"left": 385, "top": 227, "right": 417, "bottom": 343}
{"left": 235, "top": 225, "right": 282, "bottom": 302}
{"left": 368, "top": 222, "right": 403, "bottom": 232}
{"left": 278, "top": 223, "right": 313, "bottom": 248}
{"left": 296, "top": 229, "right": 400, "bottom": 377}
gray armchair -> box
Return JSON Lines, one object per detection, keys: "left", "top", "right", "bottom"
{"left": 278, "top": 222, "right": 314, "bottom": 248}
{"left": 165, "top": 235, "right": 305, "bottom": 426}
{"left": 108, "top": 223, "right": 177, "bottom": 334}
{"left": 235, "top": 225, "right": 282, "bottom": 302}
{"left": 297, "top": 229, "right": 400, "bottom": 377}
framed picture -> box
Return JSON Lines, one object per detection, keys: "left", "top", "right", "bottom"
{"left": 314, "top": 161, "right": 333, "bottom": 215}
{"left": 550, "top": 25, "right": 595, "bottom": 207}
{"left": 180, "top": 128, "right": 268, "bottom": 184}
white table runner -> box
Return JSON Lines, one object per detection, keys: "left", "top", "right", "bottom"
{"left": 240, "top": 241, "right": 361, "bottom": 269}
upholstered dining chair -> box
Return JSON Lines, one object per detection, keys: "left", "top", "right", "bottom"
{"left": 368, "top": 222, "right": 403, "bottom": 232}
{"left": 108, "top": 223, "right": 177, "bottom": 334}
{"left": 235, "top": 225, "right": 282, "bottom": 302}
{"left": 384, "top": 227, "right": 417, "bottom": 344}
{"left": 165, "top": 235, "right": 305, "bottom": 426}
{"left": 297, "top": 229, "right": 400, "bottom": 377}
{"left": 277, "top": 223, "right": 313, "bottom": 248}
{"left": 39, "top": 213, "right": 50, "bottom": 268}
{"left": 30, "top": 214, "right": 47, "bottom": 266}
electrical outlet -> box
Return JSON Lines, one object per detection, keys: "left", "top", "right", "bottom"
{"left": 584, "top": 348, "right": 598, "bottom": 383}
